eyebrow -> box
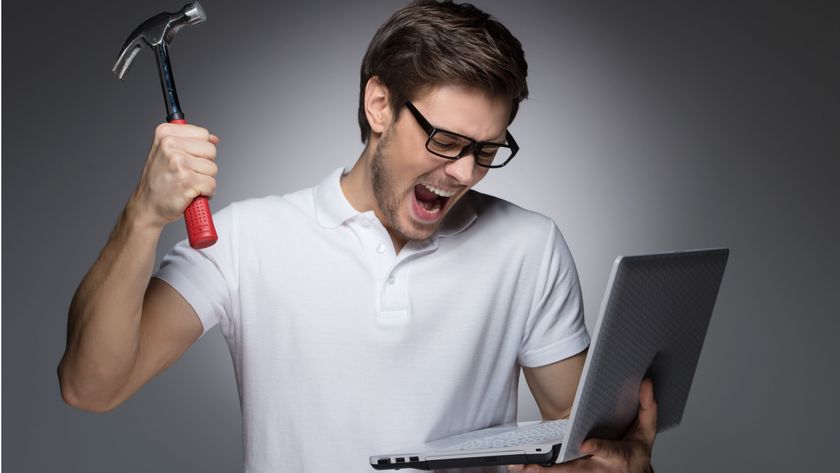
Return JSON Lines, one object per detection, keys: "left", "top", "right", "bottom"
{"left": 430, "top": 119, "right": 508, "bottom": 145}
{"left": 447, "top": 127, "right": 508, "bottom": 145}
{"left": 406, "top": 101, "right": 508, "bottom": 144}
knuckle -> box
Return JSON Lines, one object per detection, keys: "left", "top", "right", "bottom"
{"left": 176, "top": 168, "right": 192, "bottom": 184}
{"left": 158, "top": 135, "right": 179, "bottom": 152}
{"left": 154, "top": 122, "right": 169, "bottom": 137}
{"left": 169, "top": 152, "right": 189, "bottom": 170}
{"left": 154, "top": 123, "right": 175, "bottom": 143}
{"left": 170, "top": 165, "right": 192, "bottom": 188}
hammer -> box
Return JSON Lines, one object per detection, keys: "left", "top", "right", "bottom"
{"left": 113, "top": 2, "right": 217, "bottom": 249}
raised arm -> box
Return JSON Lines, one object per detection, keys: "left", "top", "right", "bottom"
{"left": 58, "top": 123, "right": 218, "bottom": 412}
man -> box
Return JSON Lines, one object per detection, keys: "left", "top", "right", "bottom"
{"left": 58, "top": 1, "right": 657, "bottom": 472}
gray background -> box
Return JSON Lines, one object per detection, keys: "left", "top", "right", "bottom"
{"left": 3, "top": 0, "right": 838, "bottom": 471}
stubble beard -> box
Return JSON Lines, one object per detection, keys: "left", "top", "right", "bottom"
{"left": 370, "top": 133, "right": 433, "bottom": 244}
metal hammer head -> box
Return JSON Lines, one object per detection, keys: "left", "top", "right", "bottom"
{"left": 112, "top": 2, "right": 206, "bottom": 80}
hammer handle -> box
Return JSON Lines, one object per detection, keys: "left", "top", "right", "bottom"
{"left": 170, "top": 118, "right": 218, "bottom": 249}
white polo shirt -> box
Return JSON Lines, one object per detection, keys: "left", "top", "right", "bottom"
{"left": 155, "top": 167, "right": 589, "bottom": 473}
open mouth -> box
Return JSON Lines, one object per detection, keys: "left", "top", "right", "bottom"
{"left": 412, "top": 183, "right": 455, "bottom": 221}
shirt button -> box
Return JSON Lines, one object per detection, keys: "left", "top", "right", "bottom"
{"left": 387, "top": 275, "right": 396, "bottom": 285}
{"left": 376, "top": 243, "right": 386, "bottom": 254}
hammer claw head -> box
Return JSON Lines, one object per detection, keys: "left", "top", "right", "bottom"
{"left": 112, "top": 2, "right": 206, "bottom": 80}
{"left": 112, "top": 36, "right": 145, "bottom": 80}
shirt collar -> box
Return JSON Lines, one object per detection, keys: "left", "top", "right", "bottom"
{"left": 313, "top": 166, "right": 477, "bottom": 237}
{"left": 314, "top": 167, "right": 360, "bottom": 229}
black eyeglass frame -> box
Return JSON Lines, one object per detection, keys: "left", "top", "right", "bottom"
{"left": 404, "top": 101, "right": 519, "bottom": 169}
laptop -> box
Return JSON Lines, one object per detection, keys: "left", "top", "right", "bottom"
{"left": 370, "top": 248, "right": 729, "bottom": 470}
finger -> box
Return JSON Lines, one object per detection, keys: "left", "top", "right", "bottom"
{"left": 508, "top": 464, "right": 551, "bottom": 473}
{"left": 155, "top": 122, "right": 213, "bottom": 142}
{"left": 582, "top": 438, "right": 633, "bottom": 463}
{"left": 634, "top": 379, "right": 658, "bottom": 446}
{"left": 187, "top": 174, "right": 217, "bottom": 200}
{"left": 509, "top": 460, "right": 591, "bottom": 473}
{"left": 209, "top": 133, "right": 220, "bottom": 145}
{"left": 179, "top": 138, "right": 218, "bottom": 161}
{"left": 188, "top": 156, "right": 218, "bottom": 178}
{"left": 580, "top": 439, "right": 614, "bottom": 458}
{"left": 155, "top": 135, "right": 217, "bottom": 164}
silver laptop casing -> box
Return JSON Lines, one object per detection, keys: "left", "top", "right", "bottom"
{"left": 559, "top": 248, "right": 728, "bottom": 462}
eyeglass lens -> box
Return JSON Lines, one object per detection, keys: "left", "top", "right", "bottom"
{"left": 427, "top": 130, "right": 512, "bottom": 167}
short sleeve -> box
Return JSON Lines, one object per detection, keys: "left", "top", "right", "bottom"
{"left": 153, "top": 203, "right": 238, "bottom": 339}
{"left": 518, "top": 222, "right": 590, "bottom": 367}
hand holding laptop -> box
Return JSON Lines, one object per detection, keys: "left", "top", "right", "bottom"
{"left": 506, "top": 379, "right": 657, "bottom": 473}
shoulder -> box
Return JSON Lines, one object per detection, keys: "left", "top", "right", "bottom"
{"left": 467, "top": 190, "right": 559, "bottom": 242}
{"left": 216, "top": 185, "right": 319, "bottom": 226}
{"left": 441, "top": 190, "right": 572, "bottom": 268}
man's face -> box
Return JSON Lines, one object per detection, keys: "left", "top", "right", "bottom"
{"left": 370, "top": 85, "right": 512, "bottom": 244}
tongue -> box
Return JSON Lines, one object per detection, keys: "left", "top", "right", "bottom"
{"left": 414, "top": 184, "right": 438, "bottom": 203}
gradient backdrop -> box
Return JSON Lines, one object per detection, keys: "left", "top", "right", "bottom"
{"left": 3, "top": 0, "right": 838, "bottom": 471}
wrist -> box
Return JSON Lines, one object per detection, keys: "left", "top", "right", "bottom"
{"left": 122, "top": 198, "right": 167, "bottom": 241}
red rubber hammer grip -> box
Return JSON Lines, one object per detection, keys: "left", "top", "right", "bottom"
{"left": 170, "top": 118, "right": 218, "bottom": 249}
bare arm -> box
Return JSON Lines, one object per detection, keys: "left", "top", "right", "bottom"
{"left": 58, "top": 123, "right": 218, "bottom": 412}
{"left": 522, "top": 349, "right": 587, "bottom": 420}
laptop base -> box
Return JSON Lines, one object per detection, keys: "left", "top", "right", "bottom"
{"left": 371, "top": 444, "right": 561, "bottom": 470}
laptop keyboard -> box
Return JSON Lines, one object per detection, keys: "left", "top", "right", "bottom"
{"left": 439, "top": 419, "right": 569, "bottom": 451}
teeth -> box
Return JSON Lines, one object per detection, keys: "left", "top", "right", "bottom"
{"left": 423, "top": 184, "right": 457, "bottom": 198}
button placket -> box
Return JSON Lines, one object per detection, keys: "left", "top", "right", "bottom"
{"left": 380, "top": 263, "right": 408, "bottom": 314}
{"left": 366, "top": 223, "right": 397, "bottom": 308}
{"left": 352, "top": 216, "right": 395, "bottom": 313}
{"left": 364, "top": 221, "right": 436, "bottom": 325}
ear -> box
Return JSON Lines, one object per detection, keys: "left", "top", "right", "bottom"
{"left": 364, "top": 76, "right": 393, "bottom": 135}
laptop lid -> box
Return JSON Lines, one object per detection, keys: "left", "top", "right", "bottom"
{"left": 558, "top": 248, "right": 729, "bottom": 462}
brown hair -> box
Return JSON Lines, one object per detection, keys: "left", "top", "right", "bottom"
{"left": 358, "top": 0, "right": 529, "bottom": 143}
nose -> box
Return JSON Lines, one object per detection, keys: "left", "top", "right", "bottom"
{"left": 444, "top": 151, "right": 480, "bottom": 186}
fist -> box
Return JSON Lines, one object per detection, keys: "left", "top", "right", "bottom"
{"left": 129, "top": 123, "right": 219, "bottom": 229}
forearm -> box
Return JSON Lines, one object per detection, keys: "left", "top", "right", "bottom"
{"left": 59, "top": 200, "right": 163, "bottom": 411}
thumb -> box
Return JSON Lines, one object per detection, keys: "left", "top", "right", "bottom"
{"left": 580, "top": 438, "right": 615, "bottom": 458}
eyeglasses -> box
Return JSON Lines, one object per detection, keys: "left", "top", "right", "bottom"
{"left": 405, "top": 101, "right": 519, "bottom": 169}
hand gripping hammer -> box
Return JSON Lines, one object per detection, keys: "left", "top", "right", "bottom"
{"left": 113, "top": 2, "right": 217, "bottom": 249}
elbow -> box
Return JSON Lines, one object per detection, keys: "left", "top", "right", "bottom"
{"left": 60, "top": 387, "right": 119, "bottom": 414}
{"left": 540, "top": 410, "right": 571, "bottom": 422}
{"left": 57, "top": 359, "right": 122, "bottom": 414}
